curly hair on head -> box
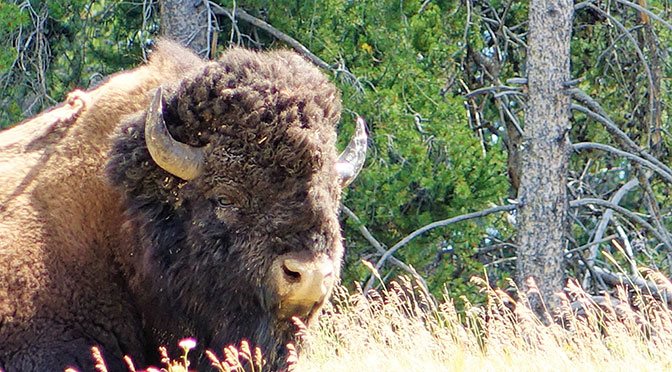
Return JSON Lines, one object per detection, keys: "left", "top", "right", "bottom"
{"left": 109, "top": 46, "right": 344, "bottom": 209}
{"left": 164, "top": 48, "right": 341, "bottom": 147}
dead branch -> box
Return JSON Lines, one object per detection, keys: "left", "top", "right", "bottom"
{"left": 570, "top": 102, "right": 672, "bottom": 178}
{"left": 591, "top": 266, "right": 672, "bottom": 305}
{"left": 463, "top": 85, "right": 522, "bottom": 99}
{"left": 341, "top": 205, "right": 430, "bottom": 294}
{"left": 583, "top": 3, "right": 655, "bottom": 132}
{"left": 635, "top": 164, "right": 672, "bottom": 255}
{"left": 585, "top": 178, "right": 639, "bottom": 267}
{"left": 570, "top": 198, "right": 672, "bottom": 253}
{"left": 572, "top": 142, "right": 672, "bottom": 183}
{"left": 577, "top": 250, "right": 610, "bottom": 292}
{"left": 364, "top": 203, "right": 517, "bottom": 292}
{"left": 210, "top": 4, "right": 330, "bottom": 70}
{"left": 615, "top": 0, "right": 672, "bottom": 32}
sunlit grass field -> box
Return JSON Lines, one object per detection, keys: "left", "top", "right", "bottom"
{"left": 297, "top": 274, "right": 672, "bottom": 372}
{"left": 76, "top": 273, "right": 672, "bottom": 372}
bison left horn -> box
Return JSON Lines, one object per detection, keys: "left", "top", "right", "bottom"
{"left": 145, "top": 87, "right": 207, "bottom": 180}
{"left": 335, "top": 116, "right": 368, "bottom": 187}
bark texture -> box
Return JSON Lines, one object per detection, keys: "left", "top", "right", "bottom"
{"left": 160, "top": 0, "right": 211, "bottom": 57}
{"left": 516, "top": 0, "right": 574, "bottom": 312}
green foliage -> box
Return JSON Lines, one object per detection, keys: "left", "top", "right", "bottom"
{"left": 0, "top": 3, "right": 28, "bottom": 74}
{"left": 0, "top": 0, "right": 153, "bottom": 128}
{"left": 42, "top": 0, "right": 150, "bottom": 97}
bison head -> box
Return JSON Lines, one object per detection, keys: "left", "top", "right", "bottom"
{"left": 107, "top": 48, "right": 365, "bottom": 369}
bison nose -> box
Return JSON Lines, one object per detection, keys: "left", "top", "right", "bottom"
{"left": 274, "top": 254, "right": 334, "bottom": 318}
{"left": 282, "top": 257, "right": 333, "bottom": 299}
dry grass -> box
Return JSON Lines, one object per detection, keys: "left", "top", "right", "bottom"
{"left": 67, "top": 273, "right": 672, "bottom": 372}
{"left": 296, "top": 275, "right": 672, "bottom": 372}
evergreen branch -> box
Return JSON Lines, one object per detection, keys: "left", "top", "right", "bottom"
{"left": 210, "top": 4, "right": 365, "bottom": 92}
{"left": 209, "top": 4, "right": 331, "bottom": 71}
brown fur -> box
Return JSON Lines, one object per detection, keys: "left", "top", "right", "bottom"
{"left": 0, "top": 41, "right": 345, "bottom": 371}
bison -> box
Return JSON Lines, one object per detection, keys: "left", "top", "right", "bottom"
{"left": 0, "top": 40, "right": 366, "bottom": 371}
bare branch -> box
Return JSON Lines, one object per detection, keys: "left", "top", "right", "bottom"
{"left": 418, "top": 0, "right": 433, "bottom": 14}
{"left": 570, "top": 198, "right": 672, "bottom": 253}
{"left": 565, "top": 234, "right": 619, "bottom": 256}
{"left": 341, "top": 205, "right": 430, "bottom": 294}
{"left": 210, "top": 4, "right": 365, "bottom": 93}
{"left": 583, "top": 3, "right": 656, "bottom": 131}
{"left": 364, "top": 203, "right": 517, "bottom": 292}
{"left": 572, "top": 142, "right": 672, "bottom": 184}
{"left": 586, "top": 178, "right": 639, "bottom": 265}
{"left": 591, "top": 266, "right": 672, "bottom": 305}
{"left": 463, "top": 85, "right": 522, "bottom": 99}
{"left": 570, "top": 101, "right": 672, "bottom": 178}
{"left": 573, "top": 1, "right": 594, "bottom": 10}
{"left": 596, "top": 24, "right": 645, "bottom": 68}
{"left": 615, "top": 0, "right": 672, "bottom": 33}
{"left": 576, "top": 249, "right": 610, "bottom": 292}
{"left": 569, "top": 91, "right": 642, "bottom": 152}
{"left": 636, "top": 168, "right": 672, "bottom": 254}
{"left": 210, "top": 4, "right": 331, "bottom": 70}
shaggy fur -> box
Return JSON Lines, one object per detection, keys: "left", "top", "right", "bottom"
{"left": 0, "top": 41, "right": 345, "bottom": 371}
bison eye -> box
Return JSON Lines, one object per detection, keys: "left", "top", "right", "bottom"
{"left": 212, "top": 196, "right": 232, "bottom": 208}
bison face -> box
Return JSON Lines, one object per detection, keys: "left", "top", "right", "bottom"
{"left": 144, "top": 86, "right": 365, "bottom": 321}
{"left": 107, "top": 51, "right": 366, "bottom": 370}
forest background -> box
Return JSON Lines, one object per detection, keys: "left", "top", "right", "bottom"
{"left": 1, "top": 0, "right": 671, "bottom": 310}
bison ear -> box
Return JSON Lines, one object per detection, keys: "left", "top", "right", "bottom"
{"left": 335, "top": 116, "right": 368, "bottom": 187}
{"left": 145, "top": 87, "right": 207, "bottom": 181}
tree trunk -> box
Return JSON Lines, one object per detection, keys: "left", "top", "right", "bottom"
{"left": 159, "top": 0, "right": 212, "bottom": 57}
{"left": 516, "top": 0, "right": 573, "bottom": 313}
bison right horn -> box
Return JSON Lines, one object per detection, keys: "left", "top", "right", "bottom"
{"left": 145, "top": 87, "right": 207, "bottom": 181}
{"left": 335, "top": 116, "right": 368, "bottom": 187}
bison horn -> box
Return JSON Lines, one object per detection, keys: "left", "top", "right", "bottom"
{"left": 335, "top": 116, "right": 368, "bottom": 187}
{"left": 145, "top": 87, "right": 206, "bottom": 180}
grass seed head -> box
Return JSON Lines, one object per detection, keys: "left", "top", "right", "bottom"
{"left": 254, "top": 346, "right": 264, "bottom": 369}
{"left": 123, "top": 355, "right": 136, "bottom": 372}
{"left": 239, "top": 340, "right": 251, "bottom": 362}
{"left": 91, "top": 346, "right": 108, "bottom": 372}
{"left": 285, "top": 343, "right": 298, "bottom": 372}
{"left": 159, "top": 346, "right": 171, "bottom": 365}
{"left": 179, "top": 338, "right": 197, "bottom": 352}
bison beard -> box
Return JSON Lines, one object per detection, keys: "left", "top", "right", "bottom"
{"left": 0, "top": 41, "right": 366, "bottom": 372}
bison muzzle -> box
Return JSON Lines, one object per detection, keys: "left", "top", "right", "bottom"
{"left": 0, "top": 40, "right": 366, "bottom": 372}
